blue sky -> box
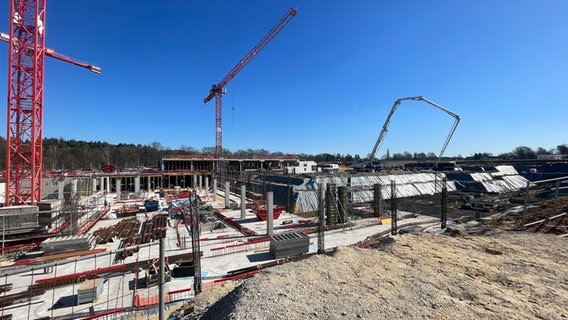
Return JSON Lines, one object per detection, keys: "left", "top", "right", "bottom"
{"left": 0, "top": 1, "right": 566, "bottom": 158}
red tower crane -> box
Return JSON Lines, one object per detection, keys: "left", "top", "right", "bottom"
{"left": 204, "top": 8, "right": 297, "bottom": 159}
{"left": 3, "top": 1, "right": 101, "bottom": 206}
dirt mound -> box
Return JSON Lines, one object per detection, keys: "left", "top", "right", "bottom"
{"left": 191, "top": 231, "right": 567, "bottom": 320}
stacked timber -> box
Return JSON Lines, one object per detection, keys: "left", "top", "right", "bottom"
{"left": 269, "top": 232, "right": 309, "bottom": 259}
{"left": 93, "top": 218, "right": 140, "bottom": 244}
{"left": 77, "top": 278, "right": 104, "bottom": 305}
{"left": 140, "top": 214, "right": 168, "bottom": 243}
{"left": 41, "top": 234, "right": 96, "bottom": 254}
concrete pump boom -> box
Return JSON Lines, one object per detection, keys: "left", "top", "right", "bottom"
{"left": 370, "top": 96, "right": 460, "bottom": 168}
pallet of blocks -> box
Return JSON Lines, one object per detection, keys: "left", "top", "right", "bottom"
{"left": 269, "top": 232, "right": 309, "bottom": 259}
{"left": 77, "top": 278, "right": 104, "bottom": 305}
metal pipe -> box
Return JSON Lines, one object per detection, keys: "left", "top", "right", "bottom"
{"left": 158, "top": 233, "right": 165, "bottom": 320}
{"left": 391, "top": 180, "right": 397, "bottom": 235}
{"left": 318, "top": 183, "right": 325, "bottom": 254}
{"left": 441, "top": 178, "right": 447, "bottom": 229}
{"left": 521, "top": 180, "right": 531, "bottom": 229}
{"left": 241, "top": 184, "right": 246, "bottom": 219}
{"left": 532, "top": 176, "right": 568, "bottom": 184}
{"left": 267, "top": 192, "right": 274, "bottom": 236}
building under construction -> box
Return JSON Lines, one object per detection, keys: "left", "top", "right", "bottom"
{"left": 0, "top": 1, "right": 567, "bottom": 319}
{"left": 0, "top": 156, "right": 567, "bottom": 319}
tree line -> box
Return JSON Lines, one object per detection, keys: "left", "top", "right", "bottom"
{"left": 0, "top": 137, "right": 565, "bottom": 170}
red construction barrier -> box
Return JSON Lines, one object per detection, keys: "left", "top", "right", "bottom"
{"left": 81, "top": 308, "right": 126, "bottom": 320}
{"left": 49, "top": 222, "right": 69, "bottom": 234}
{"left": 167, "top": 287, "right": 192, "bottom": 295}
{"left": 241, "top": 229, "right": 253, "bottom": 235}
{"left": 14, "top": 248, "right": 107, "bottom": 265}
{"left": 115, "top": 198, "right": 144, "bottom": 204}
{"left": 78, "top": 208, "right": 110, "bottom": 235}
{"left": 35, "top": 263, "right": 126, "bottom": 284}
{"left": 249, "top": 238, "right": 268, "bottom": 245}
{"left": 213, "top": 270, "right": 261, "bottom": 283}
{"left": 0, "top": 241, "right": 42, "bottom": 252}
{"left": 134, "top": 293, "right": 170, "bottom": 307}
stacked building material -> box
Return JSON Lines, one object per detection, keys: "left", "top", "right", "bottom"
{"left": 41, "top": 234, "right": 96, "bottom": 255}
{"left": 93, "top": 218, "right": 140, "bottom": 244}
{"left": 77, "top": 278, "right": 104, "bottom": 305}
{"left": 269, "top": 232, "right": 309, "bottom": 259}
{"left": 37, "top": 200, "right": 63, "bottom": 228}
{"left": 0, "top": 205, "right": 40, "bottom": 235}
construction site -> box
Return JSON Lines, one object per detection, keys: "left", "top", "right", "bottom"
{"left": 0, "top": 2, "right": 567, "bottom": 320}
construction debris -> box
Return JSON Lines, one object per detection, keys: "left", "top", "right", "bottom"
{"left": 146, "top": 258, "right": 171, "bottom": 287}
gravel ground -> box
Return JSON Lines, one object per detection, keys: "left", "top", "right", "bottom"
{"left": 184, "top": 230, "right": 568, "bottom": 320}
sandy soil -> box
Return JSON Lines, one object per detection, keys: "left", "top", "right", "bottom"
{"left": 186, "top": 230, "right": 567, "bottom": 320}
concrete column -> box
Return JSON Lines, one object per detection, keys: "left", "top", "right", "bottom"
{"left": 373, "top": 183, "right": 381, "bottom": 217}
{"left": 338, "top": 186, "right": 348, "bottom": 223}
{"left": 318, "top": 183, "right": 325, "bottom": 254}
{"left": 205, "top": 176, "right": 210, "bottom": 199}
{"left": 267, "top": 191, "right": 274, "bottom": 236}
{"left": 58, "top": 181, "right": 64, "bottom": 200}
{"left": 241, "top": 184, "right": 246, "bottom": 219}
{"left": 193, "top": 175, "right": 197, "bottom": 189}
{"left": 134, "top": 176, "right": 141, "bottom": 193}
{"left": 198, "top": 175, "right": 202, "bottom": 191}
{"left": 225, "top": 181, "right": 230, "bottom": 209}
{"left": 441, "top": 178, "right": 447, "bottom": 229}
{"left": 92, "top": 178, "right": 97, "bottom": 193}
{"left": 212, "top": 178, "right": 217, "bottom": 201}
{"left": 105, "top": 177, "right": 110, "bottom": 194}
{"left": 116, "top": 179, "right": 122, "bottom": 201}
{"left": 99, "top": 177, "right": 104, "bottom": 193}
{"left": 71, "top": 180, "right": 78, "bottom": 197}
{"left": 326, "top": 183, "right": 337, "bottom": 225}
{"left": 390, "top": 180, "right": 397, "bottom": 235}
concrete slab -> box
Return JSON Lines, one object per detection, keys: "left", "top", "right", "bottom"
{"left": 0, "top": 189, "right": 443, "bottom": 320}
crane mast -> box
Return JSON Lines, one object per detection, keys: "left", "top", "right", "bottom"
{"left": 4, "top": 0, "right": 100, "bottom": 206}
{"left": 204, "top": 8, "right": 297, "bottom": 159}
{"left": 370, "top": 96, "right": 460, "bottom": 169}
